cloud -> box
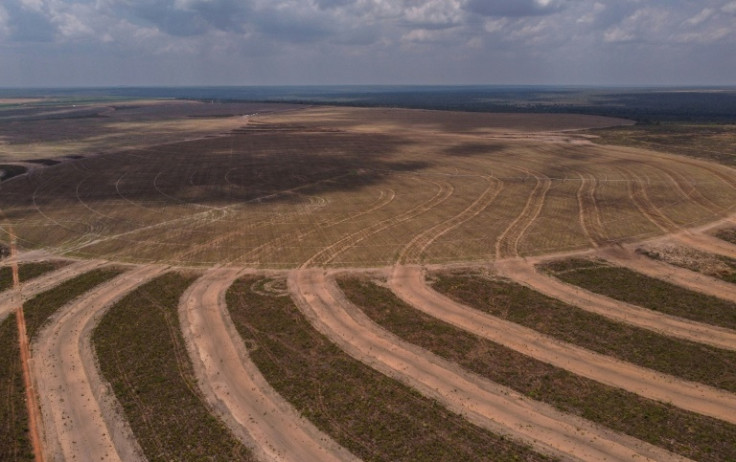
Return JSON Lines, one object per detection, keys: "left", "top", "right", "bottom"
{"left": 4, "top": 0, "right": 57, "bottom": 42}
{"left": 465, "top": 0, "right": 568, "bottom": 17}
{"left": 0, "top": 0, "right": 734, "bottom": 86}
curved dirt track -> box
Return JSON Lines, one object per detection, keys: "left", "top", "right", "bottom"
{"left": 397, "top": 175, "right": 502, "bottom": 264}
{"left": 497, "top": 258, "right": 736, "bottom": 351}
{"left": 495, "top": 172, "right": 551, "bottom": 259}
{"left": 598, "top": 246, "right": 736, "bottom": 304}
{"left": 288, "top": 268, "right": 688, "bottom": 462}
{"left": 179, "top": 268, "right": 359, "bottom": 462}
{"left": 389, "top": 265, "right": 736, "bottom": 424}
{"left": 302, "top": 177, "right": 454, "bottom": 268}
{"left": 0, "top": 260, "right": 108, "bottom": 322}
{"left": 32, "top": 265, "right": 166, "bottom": 462}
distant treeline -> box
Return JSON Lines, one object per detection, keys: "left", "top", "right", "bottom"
{"left": 2, "top": 86, "right": 736, "bottom": 123}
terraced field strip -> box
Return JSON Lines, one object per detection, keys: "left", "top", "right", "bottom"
{"left": 495, "top": 172, "right": 551, "bottom": 259}
{"left": 302, "top": 177, "right": 454, "bottom": 268}
{"left": 0, "top": 260, "right": 105, "bottom": 322}
{"left": 397, "top": 176, "right": 501, "bottom": 264}
{"left": 340, "top": 276, "right": 736, "bottom": 461}
{"left": 180, "top": 268, "right": 357, "bottom": 462}
{"left": 33, "top": 265, "right": 166, "bottom": 462}
{"left": 290, "top": 268, "right": 685, "bottom": 461}
{"left": 0, "top": 261, "right": 67, "bottom": 292}
{"left": 94, "top": 272, "right": 253, "bottom": 461}
{"left": 599, "top": 246, "right": 736, "bottom": 303}
{"left": 544, "top": 258, "right": 736, "bottom": 331}
{"left": 390, "top": 266, "right": 736, "bottom": 423}
{"left": 231, "top": 276, "right": 546, "bottom": 461}
{"left": 499, "top": 259, "right": 736, "bottom": 351}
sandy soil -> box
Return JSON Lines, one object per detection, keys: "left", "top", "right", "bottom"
{"left": 32, "top": 265, "right": 166, "bottom": 462}
{"left": 179, "top": 267, "right": 358, "bottom": 462}
{"left": 598, "top": 246, "right": 736, "bottom": 304}
{"left": 289, "top": 268, "right": 688, "bottom": 462}
{"left": 388, "top": 265, "right": 736, "bottom": 425}
{"left": 0, "top": 260, "right": 107, "bottom": 323}
{"left": 496, "top": 258, "right": 736, "bottom": 351}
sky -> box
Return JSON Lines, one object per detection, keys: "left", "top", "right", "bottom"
{"left": 1, "top": 0, "right": 735, "bottom": 87}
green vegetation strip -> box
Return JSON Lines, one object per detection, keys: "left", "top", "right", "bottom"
{"left": 0, "top": 314, "right": 33, "bottom": 461}
{"left": 716, "top": 228, "right": 736, "bottom": 246}
{"left": 339, "top": 277, "right": 736, "bottom": 461}
{"left": 542, "top": 258, "right": 736, "bottom": 330}
{"left": 24, "top": 267, "right": 122, "bottom": 341}
{"left": 432, "top": 270, "right": 736, "bottom": 393}
{"left": 93, "top": 273, "right": 252, "bottom": 462}
{"left": 0, "top": 261, "right": 68, "bottom": 292}
{"left": 227, "top": 277, "right": 548, "bottom": 462}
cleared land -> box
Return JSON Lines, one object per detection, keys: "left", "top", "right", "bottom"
{"left": 2, "top": 105, "right": 736, "bottom": 267}
{"left": 3, "top": 102, "right": 736, "bottom": 460}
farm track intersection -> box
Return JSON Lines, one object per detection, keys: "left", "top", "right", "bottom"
{"left": 2, "top": 103, "right": 736, "bottom": 460}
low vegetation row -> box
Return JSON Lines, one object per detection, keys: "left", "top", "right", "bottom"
{"left": 24, "top": 267, "right": 122, "bottom": 340}
{"left": 540, "top": 258, "right": 736, "bottom": 331}
{"left": 93, "top": 272, "right": 253, "bottom": 461}
{"left": 226, "top": 277, "right": 548, "bottom": 462}
{"left": 716, "top": 228, "right": 736, "bottom": 246}
{"left": 0, "top": 261, "right": 68, "bottom": 292}
{"left": 432, "top": 270, "right": 736, "bottom": 393}
{"left": 338, "top": 277, "right": 736, "bottom": 461}
{"left": 0, "top": 314, "right": 33, "bottom": 461}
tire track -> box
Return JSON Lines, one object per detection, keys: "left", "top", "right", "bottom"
{"left": 576, "top": 172, "right": 607, "bottom": 247}
{"left": 33, "top": 265, "right": 166, "bottom": 462}
{"left": 397, "top": 176, "right": 502, "bottom": 265}
{"left": 301, "top": 177, "right": 454, "bottom": 268}
{"left": 234, "top": 189, "right": 395, "bottom": 266}
{"left": 626, "top": 170, "right": 679, "bottom": 233}
{"left": 495, "top": 171, "right": 552, "bottom": 259}
{"left": 289, "top": 268, "right": 688, "bottom": 462}
{"left": 497, "top": 258, "right": 736, "bottom": 352}
{"left": 179, "top": 268, "right": 359, "bottom": 462}
{"left": 389, "top": 265, "right": 736, "bottom": 425}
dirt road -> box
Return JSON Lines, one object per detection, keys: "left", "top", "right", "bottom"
{"left": 289, "top": 268, "right": 688, "bottom": 462}
{"left": 32, "top": 265, "right": 166, "bottom": 462}
{"left": 497, "top": 259, "right": 736, "bottom": 351}
{"left": 389, "top": 265, "right": 736, "bottom": 424}
{"left": 0, "top": 260, "right": 107, "bottom": 322}
{"left": 179, "top": 268, "right": 359, "bottom": 462}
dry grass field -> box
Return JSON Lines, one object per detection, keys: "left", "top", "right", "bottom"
{"left": 2, "top": 100, "right": 736, "bottom": 461}
{"left": 2, "top": 104, "right": 735, "bottom": 268}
